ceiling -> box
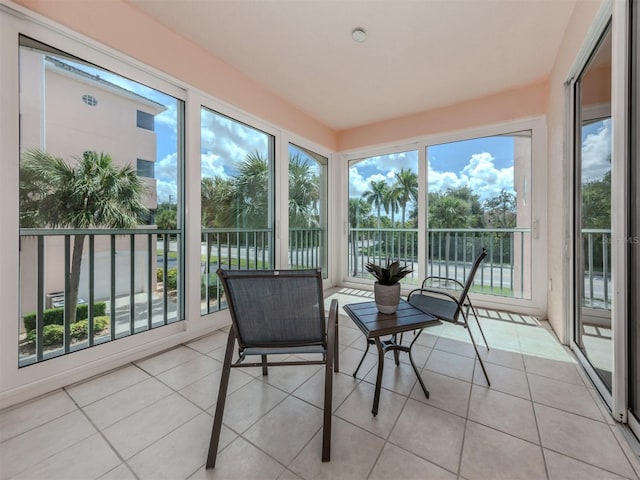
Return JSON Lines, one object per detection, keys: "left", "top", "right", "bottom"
{"left": 127, "top": 0, "right": 578, "bottom": 131}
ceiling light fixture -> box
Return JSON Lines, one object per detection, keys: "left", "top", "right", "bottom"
{"left": 352, "top": 28, "right": 366, "bottom": 43}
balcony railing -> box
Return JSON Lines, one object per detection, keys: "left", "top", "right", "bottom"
{"left": 348, "top": 227, "right": 533, "bottom": 298}
{"left": 200, "top": 227, "right": 327, "bottom": 314}
{"left": 19, "top": 226, "right": 611, "bottom": 365}
{"left": 581, "top": 229, "right": 611, "bottom": 309}
{"left": 18, "top": 228, "right": 182, "bottom": 366}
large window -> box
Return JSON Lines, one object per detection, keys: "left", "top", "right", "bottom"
{"left": 288, "top": 143, "right": 328, "bottom": 277}
{"left": 348, "top": 150, "right": 419, "bottom": 282}
{"left": 18, "top": 36, "right": 183, "bottom": 366}
{"left": 200, "top": 107, "right": 275, "bottom": 314}
{"left": 427, "top": 131, "right": 532, "bottom": 299}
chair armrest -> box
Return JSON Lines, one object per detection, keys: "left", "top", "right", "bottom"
{"left": 327, "top": 299, "right": 338, "bottom": 372}
{"left": 421, "top": 276, "right": 465, "bottom": 290}
{"left": 407, "top": 287, "right": 461, "bottom": 305}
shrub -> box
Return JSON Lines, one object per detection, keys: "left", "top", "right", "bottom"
{"left": 156, "top": 268, "right": 164, "bottom": 283}
{"left": 23, "top": 301, "right": 107, "bottom": 333}
{"left": 69, "top": 316, "right": 110, "bottom": 340}
{"left": 166, "top": 268, "right": 178, "bottom": 290}
{"left": 27, "top": 316, "right": 110, "bottom": 345}
{"left": 201, "top": 273, "right": 219, "bottom": 299}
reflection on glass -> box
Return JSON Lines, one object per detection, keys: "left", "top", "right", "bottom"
{"left": 574, "top": 24, "right": 612, "bottom": 391}
{"left": 200, "top": 108, "right": 275, "bottom": 314}
{"left": 347, "top": 150, "right": 419, "bottom": 283}
{"left": 427, "top": 131, "right": 532, "bottom": 299}
{"left": 288, "top": 144, "right": 328, "bottom": 277}
{"left": 18, "top": 36, "right": 182, "bottom": 365}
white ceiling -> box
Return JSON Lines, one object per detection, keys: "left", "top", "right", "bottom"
{"left": 128, "top": 0, "right": 578, "bottom": 131}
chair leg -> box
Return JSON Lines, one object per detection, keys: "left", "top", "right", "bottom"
{"left": 323, "top": 300, "right": 336, "bottom": 462}
{"left": 206, "top": 327, "right": 236, "bottom": 469}
{"left": 261, "top": 354, "right": 268, "bottom": 376}
{"left": 461, "top": 311, "right": 491, "bottom": 387}
{"left": 330, "top": 299, "right": 339, "bottom": 373}
{"left": 467, "top": 299, "right": 489, "bottom": 350}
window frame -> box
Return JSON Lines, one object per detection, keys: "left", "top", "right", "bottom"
{"left": 340, "top": 117, "right": 547, "bottom": 315}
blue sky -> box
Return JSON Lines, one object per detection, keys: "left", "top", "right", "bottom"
{"left": 56, "top": 55, "right": 610, "bottom": 207}
{"left": 349, "top": 133, "right": 522, "bottom": 211}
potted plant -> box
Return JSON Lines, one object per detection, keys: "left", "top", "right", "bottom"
{"left": 365, "top": 259, "right": 413, "bottom": 313}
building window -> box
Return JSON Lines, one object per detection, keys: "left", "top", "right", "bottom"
{"left": 137, "top": 158, "right": 155, "bottom": 178}
{"left": 136, "top": 110, "right": 154, "bottom": 131}
{"left": 82, "top": 94, "right": 97, "bottom": 106}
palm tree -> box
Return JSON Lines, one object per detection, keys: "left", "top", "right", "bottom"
{"left": 394, "top": 168, "right": 418, "bottom": 261}
{"left": 363, "top": 180, "right": 389, "bottom": 229}
{"left": 288, "top": 153, "right": 320, "bottom": 228}
{"left": 20, "top": 150, "right": 148, "bottom": 325}
{"left": 394, "top": 168, "right": 418, "bottom": 227}
{"left": 384, "top": 185, "right": 401, "bottom": 258}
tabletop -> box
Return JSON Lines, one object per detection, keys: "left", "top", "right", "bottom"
{"left": 343, "top": 300, "right": 441, "bottom": 338}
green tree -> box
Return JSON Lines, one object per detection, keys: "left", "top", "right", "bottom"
{"left": 484, "top": 189, "right": 517, "bottom": 228}
{"left": 394, "top": 168, "right": 418, "bottom": 227}
{"left": 20, "top": 150, "right": 148, "bottom": 325}
{"left": 363, "top": 180, "right": 389, "bottom": 229}
{"left": 581, "top": 171, "right": 611, "bottom": 229}
{"left": 428, "top": 192, "right": 470, "bottom": 228}
{"left": 156, "top": 209, "right": 177, "bottom": 230}
{"left": 288, "top": 153, "right": 320, "bottom": 228}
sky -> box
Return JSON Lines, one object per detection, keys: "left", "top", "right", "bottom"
{"left": 53, "top": 54, "right": 611, "bottom": 208}
{"left": 348, "top": 133, "right": 522, "bottom": 214}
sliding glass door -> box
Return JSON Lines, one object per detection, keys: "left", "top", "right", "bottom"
{"left": 572, "top": 22, "right": 613, "bottom": 397}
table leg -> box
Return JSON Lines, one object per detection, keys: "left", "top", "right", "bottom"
{"left": 372, "top": 338, "right": 385, "bottom": 416}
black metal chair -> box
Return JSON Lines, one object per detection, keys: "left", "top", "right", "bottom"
{"left": 206, "top": 268, "right": 338, "bottom": 468}
{"left": 407, "top": 248, "right": 491, "bottom": 385}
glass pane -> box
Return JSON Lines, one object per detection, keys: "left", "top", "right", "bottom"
{"left": 427, "top": 131, "right": 532, "bottom": 298}
{"left": 347, "top": 150, "right": 419, "bottom": 283}
{"left": 288, "top": 144, "right": 328, "bottom": 277}
{"left": 574, "top": 24, "right": 612, "bottom": 391}
{"left": 200, "top": 107, "right": 275, "bottom": 314}
{"left": 18, "top": 37, "right": 183, "bottom": 366}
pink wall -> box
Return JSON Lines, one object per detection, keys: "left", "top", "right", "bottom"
{"left": 338, "top": 82, "right": 549, "bottom": 151}
{"left": 15, "top": 0, "right": 337, "bottom": 150}
{"left": 545, "top": 0, "right": 604, "bottom": 342}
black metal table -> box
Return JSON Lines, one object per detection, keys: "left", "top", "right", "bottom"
{"left": 343, "top": 300, "right": 441, "bottom": 416}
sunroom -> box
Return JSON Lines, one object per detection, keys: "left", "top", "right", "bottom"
{"left": 1, "top": 0, "right": 639, "bottom": 478}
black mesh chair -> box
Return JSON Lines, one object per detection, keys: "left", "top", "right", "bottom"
{"left": 407, "top": 248, "right": 491, "bottom": 385}
{"left": 206, "top": 268, "right": 338, "bottom": 468}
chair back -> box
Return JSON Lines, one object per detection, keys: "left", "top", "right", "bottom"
{"left": 456, "top": 248, "right": 487, "bottom": 307}
{"left": 217, "top": 268, "right": 326, "bottom": 350}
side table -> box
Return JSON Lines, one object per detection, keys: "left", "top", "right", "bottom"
{"left": 343, "top": 300, "right": 441, "bottom": 416}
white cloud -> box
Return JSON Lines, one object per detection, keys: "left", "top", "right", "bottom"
{"left": 581, "top": 119, "right": 611, "bottom": 183}
{"left": 201, "top": 152, "right": 228, "bottom": 179}
{"left": 428, "top": 152, "right": 514, "bottom": 201}
{"left": 200, "top": 110, "right": 269, "bottom": 174}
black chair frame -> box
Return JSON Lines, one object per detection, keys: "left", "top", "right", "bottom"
{"left": 206, "top": 268, "right": 338, "bottom": 468}
{"left": 407, "top": 248, "right": 491, "bottom": 386}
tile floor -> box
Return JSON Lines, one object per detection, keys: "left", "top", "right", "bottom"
{"left": 2, "top": 288, "right": 640, "bottom": 480}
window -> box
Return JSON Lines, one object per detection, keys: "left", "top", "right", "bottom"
{"left": 348, "top": 150, "right": 419, "bottom": 283}
{"left": 137, "top": 158, "right": 155, "bottom": 178}
{"left": 427, "top": 131, "right": 532, "bottom": 298}
{"left": 82, "top": 94, "right": 97, "bottom": 106}
{"left": 288, "top": 143, "right": 328, "bottom": 277}
{"left": 18, "top": 36, "right": 183, "bottom": 366}
{"left": 200, "top": 107, "right": 275, "bottom": 314}
{"left": 136, "top": 109, "right": 154, "bottom": 131}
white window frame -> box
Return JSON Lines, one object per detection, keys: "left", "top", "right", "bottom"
{"left": 338, "top": 116, "right": 548, "bottom": 316}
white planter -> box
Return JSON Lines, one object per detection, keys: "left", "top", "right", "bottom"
{"left": 374, "top": 282, "right": 401, "bottom": 314}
